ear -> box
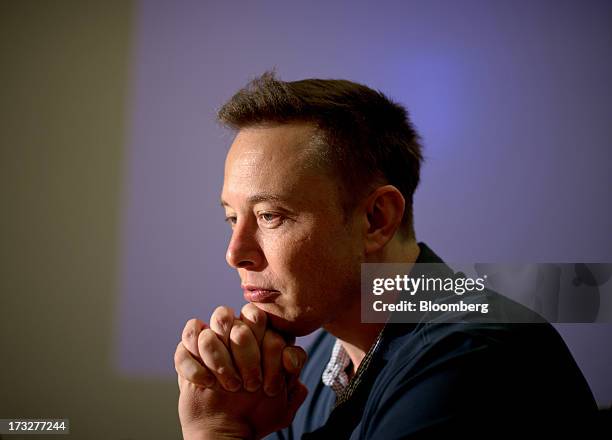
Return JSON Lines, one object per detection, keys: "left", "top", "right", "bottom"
{"left": 362, "top": 185, "right": 405, "bottom": 255}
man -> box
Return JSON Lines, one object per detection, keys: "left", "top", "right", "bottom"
{"left": 174, "top": 72, "right": 598, "bottom": 439}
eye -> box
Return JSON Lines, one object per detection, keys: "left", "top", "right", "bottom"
{"left": 261, "top": 213, "right": 277, "bottom": 222}
{"left": 224, "top": 215, "right": 237, "bottom": 226}
{"left": 258, "top": 212, "right": 283, "bottom": 227}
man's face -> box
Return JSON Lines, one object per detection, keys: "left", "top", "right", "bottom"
{"left": 221, "top": 122, "right": 364, "bottom": 336}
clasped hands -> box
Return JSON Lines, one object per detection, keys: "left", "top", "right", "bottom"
{"left": 174, "top": 303, "right": 308, "bottom": 440}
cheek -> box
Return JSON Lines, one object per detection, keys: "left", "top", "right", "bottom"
{"left": 281, "top": 233, "right": 319, "bottom": 276}
{"left": 287, "top": 229, "right": 360, "bottom": 290}
{"left": 262, "top": 232, "right": 328, "bottom": 299}
{"left": 260, "top": 230, "right": 314, "bottom": 282}
{"left": 262, "top": 218, "right": 362, "bottom": 294}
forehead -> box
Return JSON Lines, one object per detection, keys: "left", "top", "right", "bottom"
{"left": 221, "top": 123, "right": 337, "bottom": 208}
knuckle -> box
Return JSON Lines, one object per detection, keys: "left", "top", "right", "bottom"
{"left": 182, "top": 318, "right": 203, "bottom": 341}
{"left": 182, "top": 327, "right": 197, "bottom": 342}
{"left": 173, "top": 344, "right": 185, "bottom": 366}
{"left": 175, "top": 353, "right": 198, "bottom": 382}
{"left": 213, "top": 306, "right": 234, "bottom": 321}
{"left": 241, "top": 302, "right": 256, "bottom": 315}
{"left": 230, "top": 323, "right": 252, "bottom": 347}
{"left": 242, "top": 303, "right": 265, "bottom": 322}
{"left": 216, "top": 365, "right": 232, "bottom": 378}
{"left": 185, "top": 317, "right": 200, "bottom": 327}
{"left": 213, "top": 309, "right": 234, "bottom": 333}
{"left": 183, "top": 361, "right": 200, "bottom": 381}
{"left": 178, "top": 359, "right": 193, "bottom": 380}
{"left": 264, "top": 331, "right": 285, "bottom": 352}
{"left": 197, "top": 329, "right": 218, "bottom": 353}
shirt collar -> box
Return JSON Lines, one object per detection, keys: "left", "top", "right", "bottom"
{"left": 319, "top": 242, "right": 447, "bottom": 401}
{"left": 321, "top": 339, "right": 352, "bottom": 395}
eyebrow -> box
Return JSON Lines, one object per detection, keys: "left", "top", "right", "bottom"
{"left": 220, "top": 193, "right": 290, "bottom": 208}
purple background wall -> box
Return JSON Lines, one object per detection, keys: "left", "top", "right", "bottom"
{"left": 116, "top": 0, "right": 612, "bottom": 404}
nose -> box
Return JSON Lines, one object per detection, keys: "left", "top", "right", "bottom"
{"left": 225, "top": 220, "right": 265, "bottom": 270}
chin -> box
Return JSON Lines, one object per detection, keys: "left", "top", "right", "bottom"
{"left": 264, "top": 310, "right": 321, "bottom": 338}
{"left": 249, "top": 302, "right": 322, "bottom": 337}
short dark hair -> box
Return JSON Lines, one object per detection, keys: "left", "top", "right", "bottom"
{"left": 218, "top": 71, "right": 423, "bottom": 240}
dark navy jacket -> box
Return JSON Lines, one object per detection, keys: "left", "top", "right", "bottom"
{"left": 267, "top": 243, "right": 598, "bottom": 439}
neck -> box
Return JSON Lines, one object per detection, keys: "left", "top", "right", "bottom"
{"left": 324, "top": 319, "right": 384, "bottom": 375}
{"left": 323, "top": 239, "right": 420, "bottom": 373}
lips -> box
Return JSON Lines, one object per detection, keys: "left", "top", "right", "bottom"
{"left": 242, "top": 284, "right": 280, "bottom": 303}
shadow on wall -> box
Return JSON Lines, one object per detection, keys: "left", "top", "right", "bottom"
{"left": 0, "top": 1, "right": 182, "bottom": 438}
